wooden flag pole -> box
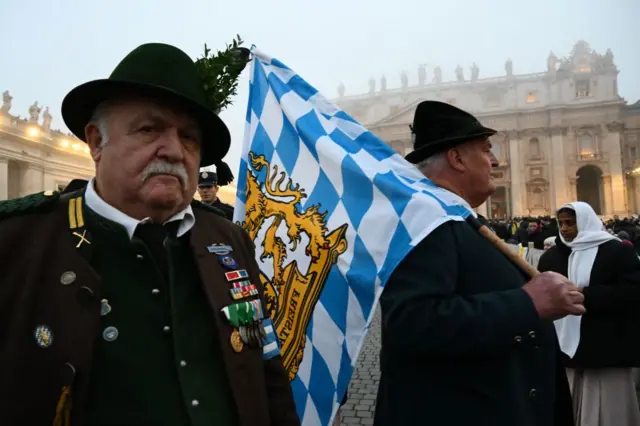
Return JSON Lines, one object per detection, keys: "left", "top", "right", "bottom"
{"left": 465, "top": 215, "right": 539, "bottom": 279}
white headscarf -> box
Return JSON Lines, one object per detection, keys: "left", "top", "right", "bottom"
{"left": 554, "top": 202, "right": 618, "bottom": 358}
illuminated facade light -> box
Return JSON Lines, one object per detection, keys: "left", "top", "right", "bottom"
{"left": 71, "top": 143, "right": 81, "bottom": 151}
{"left": 83, "top": 146, "right": 90, "bottom": 154}
{"left": 27, "top": 127, "right": 39, "bottom": 137}
{"left": 60, "top": 139, "right": 70, "bottom": 148}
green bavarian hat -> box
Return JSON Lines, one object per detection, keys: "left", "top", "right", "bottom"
{"left": 61, "top": 43, "right": 230, "bottom": 167}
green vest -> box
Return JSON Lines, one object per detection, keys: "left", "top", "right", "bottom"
{"left": 82, "top": 206, "right": 238, "bottom": 426}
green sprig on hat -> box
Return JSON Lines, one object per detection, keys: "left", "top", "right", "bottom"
{"left": 194, "top": 35, "right": 251, "bottom": 115}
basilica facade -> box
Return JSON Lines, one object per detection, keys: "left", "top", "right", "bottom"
{"left": 335, "top": 41, "right": 640, "bottom": 218}
{"left": 0, "top": 96, "right": 94, "bottom": 200}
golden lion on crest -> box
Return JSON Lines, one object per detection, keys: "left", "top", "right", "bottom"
{"left": 241, "top": 152, "right": 348, "bottom": 380}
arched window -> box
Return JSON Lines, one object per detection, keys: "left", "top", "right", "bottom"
{"left": 579, "top": 134, "right": 595, "bottom": 156}
{"left": 529, "top": 138, "right": 540, "bottom": 158}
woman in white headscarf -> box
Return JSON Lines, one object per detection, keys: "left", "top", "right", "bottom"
{"left": 538, "top": 202, "right": 640, "bottom": 426}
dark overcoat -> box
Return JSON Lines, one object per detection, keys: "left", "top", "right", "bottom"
{"left": 0, "top": 190, "right": 299, "bottom": 426}
{"left": 374, "top": 220, "right": 574, "bottom": 426}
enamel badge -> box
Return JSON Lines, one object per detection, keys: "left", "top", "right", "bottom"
{"left": 34, "top": 325, "right": 53, "bottom": 348}
{"left": 207, "top": 243, "right": 233, "bottom": 255}
{"left": 219, "top": 254, "right": 238, "bottom": 270}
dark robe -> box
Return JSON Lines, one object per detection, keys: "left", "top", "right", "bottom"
{"left": 538, "top": 237, "right": 640, "bottom": 368}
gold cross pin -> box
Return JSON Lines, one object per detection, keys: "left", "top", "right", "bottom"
{"left": 73, "top": 230, "right": 91, "bottom": 248}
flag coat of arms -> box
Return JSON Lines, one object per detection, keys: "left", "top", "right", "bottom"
{"left": 233, "top": 47, "right": 474, "bottom": 426}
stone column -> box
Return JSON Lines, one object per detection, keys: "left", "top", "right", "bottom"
{"left": 602, "top": 175, "right": 613, "bottom": 216}
{"left": 568, "top": 177, "right": 578, "bottom": 203}
{"left": 0, "top": 157, "right": 8, "bottom": 200}
{"left": 634, "top": 176, "right": 640, "bottom": 214}
{"left": 604, "top": 127, "right": 628, "bottom": 215}
{"left": 549, "top": 127, "right": 569, "bottom": 210}
{"left": 19, "top": 163, "right": 44, "bottom": 196}
{"left": 508, "top": 132, "right": 524, "bottom": 216}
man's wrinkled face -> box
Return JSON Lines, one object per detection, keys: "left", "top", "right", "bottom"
{"left": 197, "top": 184, "right": 218, "bottom": 203}
{"left": 87, "top": 97, "right": 201, "bottom": 213}
{"left": 456, "top": 137, "right": 499, "bottom": 207}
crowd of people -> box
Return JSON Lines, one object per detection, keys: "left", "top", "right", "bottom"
{"left": 488, "top": 215, "right": 640, "bottom": 253}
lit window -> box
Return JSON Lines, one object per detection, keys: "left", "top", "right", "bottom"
{"left": 579, "top": 134, "right": 595, "bottom": 156}
{"left": 575, "top": 80, "right": 590, "bottom": 98}
{"left": 526, "top": 92, "right": 537, "bottom": 104}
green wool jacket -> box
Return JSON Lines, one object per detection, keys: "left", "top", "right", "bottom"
{"left": 0, "top": 190, "right": 299, "bottom": 426}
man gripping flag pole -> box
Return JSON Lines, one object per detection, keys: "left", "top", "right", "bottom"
{"left": 233, "top": 47, "right": 474, "bottom": 426}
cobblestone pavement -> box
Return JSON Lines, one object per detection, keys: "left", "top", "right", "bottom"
{"left": 339, "top": 306, "right": 381, "bottom": 425}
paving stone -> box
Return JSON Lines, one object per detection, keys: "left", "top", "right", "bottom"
{"left": 356, "top": 410, "right": 373, "bottom": 418}
{"left": 339, "top": 306, "right": 381, "bottom": 425}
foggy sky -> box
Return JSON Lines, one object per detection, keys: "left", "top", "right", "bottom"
{"left": 1, "top": 0, "right": 638, "bottom": 179}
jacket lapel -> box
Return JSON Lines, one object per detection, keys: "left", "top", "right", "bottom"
{"left": 189, "top": 210, "right": 255, "bottom": 362}
{"left": 189, "top": 210, "right": 235, "bottom": 320}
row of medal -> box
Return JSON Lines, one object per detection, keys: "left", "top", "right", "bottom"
{"left": 222, "top": 299, "right": 266, "bottom": 352}
{"left": 208, "top": 243, "right": 266, "bottom": 353}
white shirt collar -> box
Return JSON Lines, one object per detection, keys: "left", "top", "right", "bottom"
{"left": 84, "top": 178, "right": 195, "bottom": 239}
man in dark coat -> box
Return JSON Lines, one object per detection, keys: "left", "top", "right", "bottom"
{"left": 0, "top": 43, "right": 299, "bottom": 426}
{"left": 374, "top": 101, "right": 584, "bottom": 426}
{"left": 197, "top": 171, "right": 235, "bottom": 220}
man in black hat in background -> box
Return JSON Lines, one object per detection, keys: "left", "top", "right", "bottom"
{"left": 198, "top": 170, "right": 234, "bottom": 220}
{"left": 374, "top": 101, "right": 584, "bottom": 426}
{"left": 0, "top": 43, "right": 298, "bottom": 426}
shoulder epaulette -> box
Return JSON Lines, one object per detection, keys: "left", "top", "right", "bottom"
{"left": 192, "top": 200, "right": 227, "bottom": 219}
{"left": 0, "top": 190, "right": 61, "bottom": 221}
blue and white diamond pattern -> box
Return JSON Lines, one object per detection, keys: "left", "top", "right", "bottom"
{"left": 233, "top": 47, "right": 474, "bottom": 426}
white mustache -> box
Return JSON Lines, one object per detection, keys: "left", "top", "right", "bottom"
{"left": 141, "top": 160, "right": 188, "bottom": 187}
